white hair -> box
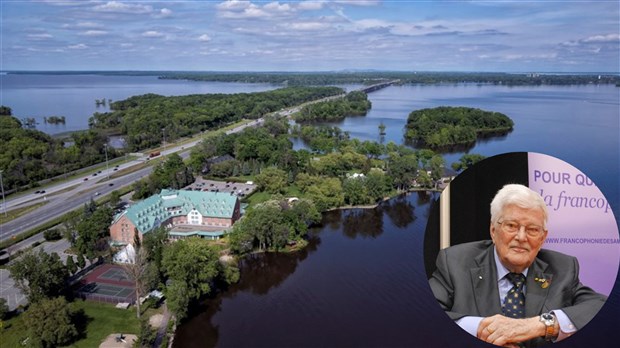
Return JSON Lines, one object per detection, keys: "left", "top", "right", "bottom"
{"left": 490, "top": 184, "right": 548, "bottom": 228}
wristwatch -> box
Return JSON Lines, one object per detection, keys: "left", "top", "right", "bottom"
{"left": 539, "top": 312, "right": 557, "bottom": 341}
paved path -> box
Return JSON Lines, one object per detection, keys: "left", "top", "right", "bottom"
{"left": 152, "top": 302, "right": 172, "bottom": 348}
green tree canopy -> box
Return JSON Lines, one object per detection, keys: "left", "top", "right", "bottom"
{"left": 9, "top": 249, "right": 68, "bottom": 303}
{"left": 24, "top": 297, "right": 79, "bottom": 348}
{"left": 255, "top": 167, "right": 288, "bottom": 194}
{"left": 452, "top": 153, "right": 487, "bottom": 172}
{"left": 404, "top": 106, "right": 513, "bottom": 149}
{"left": 162, "top": 237, "right": 219, "bottom": 320}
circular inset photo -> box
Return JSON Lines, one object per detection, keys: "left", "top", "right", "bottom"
{"left": 424, "top": 152, "right": 619, "bottom": 347}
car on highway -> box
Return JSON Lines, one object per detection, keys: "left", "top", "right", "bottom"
{"left": 83, "top": 178, "right": 88, "bottom": 181}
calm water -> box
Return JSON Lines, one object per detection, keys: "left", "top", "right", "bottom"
{"left": 0, "top": 74, "right": 279, "bottom": 134}
{"left": 174, "top": 193, "right": 466, "bottom": 347}
{"left": 175, "top": 192, "right": 620, "bottom": 348}
{"left": 291, "top": 84, "right": 620, "bottom": 218}
{"left": 2, "top": 74, "right": 619, "bottom": 346}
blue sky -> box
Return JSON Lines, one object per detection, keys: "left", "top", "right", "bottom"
{"left": 1, "top": 1, "right": 618, "bottom": 72}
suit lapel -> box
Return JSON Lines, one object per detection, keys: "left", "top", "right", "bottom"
{"left": 525, "top": 257, "right": 552, "bottom": 317}
{"left": 471, "top": 245, "right": 502, "bottom": 316}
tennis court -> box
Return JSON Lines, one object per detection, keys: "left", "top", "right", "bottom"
{"left": 74, "top": 264, "right": 136, "bottom": 304}
{"left": 98, "top": 267, "right": 131, "bottom": 282}
{"left": 78, "top": 282, "right": 134, "bottom": 299}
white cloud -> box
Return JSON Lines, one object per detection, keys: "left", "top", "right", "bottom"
{"left": 79, "top": 30, "right": 108, "bottom": 36}
{"left": 459, "top": 46, "right": 479, "bottom": 52}
{"left": 155, "top": 8, "right": 173, "bottom": 19}
{"left": 199, "top": 34, "right": 212, "bottom": 42}
{"left": 62, "top": 22, "right": 103, "bottom": 30}
{"left": 216, "top": 0, "right": 297, "bottom": 19}
{"left": 583, "top": 33, "right": 620, "bottom": 43}
{"left": 94, "top": 1, "right": 153, "bottom": 14}
{"left": 264, "top": 2, "right": 293, "bottom": 13}
{"left": 288, "top": 21, "right": 331, "bottom": 31}
{"left": 333, "top": 0, "right": 381, "bottom": 6}
{"left": 216, "top": 1, "right": 252, "bottom": 11}
{"left": 93, "top": 1, "right": 171, "bottom": 18}
{"left": 68, "top": 43, "right": 89, "bottom": 50}
{"left": 27, "top": 33, "right": 53, "bottom": 40}
{"left": 297, "top": 1, "right": 326, "bottom": 11}
{"left": 142, "top": 31, "right": 165, "bottom": 38}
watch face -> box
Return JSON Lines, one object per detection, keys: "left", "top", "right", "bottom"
{"left": 542, "top": 313, "right": 553, "bottom": 320}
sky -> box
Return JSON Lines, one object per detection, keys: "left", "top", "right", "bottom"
{"left": 1, "top": 0, "right": 619, "bottom": 72}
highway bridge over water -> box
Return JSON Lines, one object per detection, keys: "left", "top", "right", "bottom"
{"left": 357, "top": 79, "right": 400, "bottom": 93}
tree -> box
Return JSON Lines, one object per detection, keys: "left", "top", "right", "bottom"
{"left": 142, "top": 226, "right": 168, "bottom": 290}
{"left": 24, "top": 297, "right": 79, "bottom": 348}
{"left": 9, "top": 249, "right": 68, "bottom": 303}
{"left": 429, "top": 154, "right": 446, "bottom": 182}
{"left": 162, "top": 238, "right": 219, "bottom": 320}
{"left": 305, "top": 178, "right": 345, "bottom": 212}
{"left": 66, "top": 256, "right": 78, "bottom": 276}
{"left": 255, "top": 167, "right": 287, "bottom": 194}
{"left": 386, "top": 152, "right": 418, "bottom": 191}
{"left": 109, "top": 190, "right": 121, "bottom": 208}
{"left": 365, "top": 169, "right": 392, "bottom": 202}
{"left": 0, "top": 105, "right": 12, "bottom": 116}
{"left": 121, "top": 230, "right": 150, "bottom": 318}
{"left": 0, "top": 298, "right": 9, "bottom": 320}
{"left": 343, "top": 177, "right": 371, "bottom": 206}
{"left": 62, "top": 210, "right": 82, "bottom": 247}
{"left": 76, "top": 205, "right": 113, "bottom": 260}
{"left": 76, "top": 252, "right": 86, "bottom": 269}
{"left": 452, "top": 153, "right": 486, "bottom": 172}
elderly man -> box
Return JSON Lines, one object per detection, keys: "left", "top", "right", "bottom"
{"left": 429, "top": 184, "right": 606, "bottom": 347}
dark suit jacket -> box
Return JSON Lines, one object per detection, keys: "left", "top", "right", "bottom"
{"left": 429, "top": 240, "right": 607, "bottom": 345}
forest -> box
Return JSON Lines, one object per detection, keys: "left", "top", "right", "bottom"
{"left": 156, "top": 71, "right": 620, "bottom": 86}
{"left": 89, "top": 86, "right": 343, "bottom": 151}
{"left": 293, "top": 91, "right": 371, "bottom": 122}
{"left": 0, "top": 107, "right": 113, "bottom": 192}
{"left": 0, "top": 87, "right": 345, "bottom": 191}
{"left": 404, "top": 106, "right": 514, "bottom": 149}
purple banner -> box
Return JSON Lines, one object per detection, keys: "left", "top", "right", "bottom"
{"left": 528, "top": 152, "right": 619, "bottom": 295}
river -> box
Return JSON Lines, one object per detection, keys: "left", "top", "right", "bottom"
{"left": 1, "top": 74, "right": 618, "bottom": 347}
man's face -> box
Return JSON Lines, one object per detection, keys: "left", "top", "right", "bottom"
{"left": 490, "top": 204, "right": 547, "bottom": 273}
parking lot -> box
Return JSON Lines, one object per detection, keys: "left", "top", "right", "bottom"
{"left": 185, "top": 179, "right": 256, "bottom": 198}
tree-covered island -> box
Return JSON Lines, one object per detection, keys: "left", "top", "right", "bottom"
{"left": 293, "top": 91, "right": 371, "bottom": 122}
{"left": 404, "top": 106, "right": 514, "bottom": 149}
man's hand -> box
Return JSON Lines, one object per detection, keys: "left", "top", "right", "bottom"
{"left": 477, "top": 314, "right": 546, "bottom": 346}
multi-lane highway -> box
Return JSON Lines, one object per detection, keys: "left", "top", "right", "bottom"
{"left": 0, "top": 112, "right": 286, "bottom": 242}
{"left": 0, "top": 87, "right": 371, "bottom": 243}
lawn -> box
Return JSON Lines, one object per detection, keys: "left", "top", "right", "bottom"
{"left": 245, "top": 185, "right": 304, "bottom": 207}
{"left": 68, "top": 300, "right": 141, "bottom": 348}
{"left": 0, "top": 300, "right": 141, "bottom": 348}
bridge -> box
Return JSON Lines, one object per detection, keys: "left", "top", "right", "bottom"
{"left": 357, "top": 79, "right": 400, "bottom": 93}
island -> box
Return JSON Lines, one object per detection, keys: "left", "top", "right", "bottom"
{"left": 404, "top": 106, "right": 514, "bottom": 149}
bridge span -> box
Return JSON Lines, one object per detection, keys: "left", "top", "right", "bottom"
{"left": 357, "top": 79, "right": 400, "bottom": 93}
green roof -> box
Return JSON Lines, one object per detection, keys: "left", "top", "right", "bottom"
{"left": 123, "top": 189, "right": 238, "bottom": 234}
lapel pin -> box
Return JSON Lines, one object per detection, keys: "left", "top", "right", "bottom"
{"left": 534, "top": 277, "right": 549, "bottom": 289}
{"left": 479, "top": 275, "right": 483, "bottom": 279}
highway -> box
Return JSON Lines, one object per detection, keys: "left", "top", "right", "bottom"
{"left": 0, "top": 83, "right": 391, "bottom": 243}
{"left": 0, "top": 112, "right": 281, "bottom": 242}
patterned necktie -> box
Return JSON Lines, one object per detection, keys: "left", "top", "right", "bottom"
{"left": 503, "top": 272, "right": 526, "bottom": 318}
